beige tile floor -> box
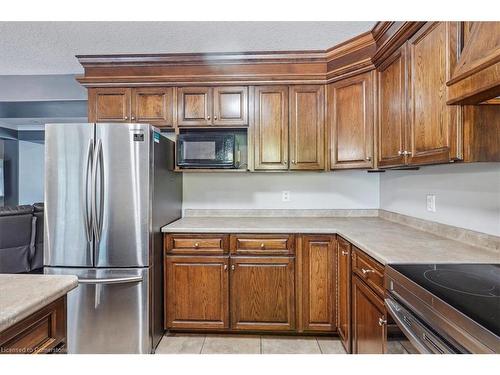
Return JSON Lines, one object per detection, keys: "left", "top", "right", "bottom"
{"left": 155, "top": 333, "right": 408, "bottom": 354}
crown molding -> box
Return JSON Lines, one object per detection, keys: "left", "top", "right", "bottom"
{"left": 76, "top": 22, "right": 424, "bottom": 87}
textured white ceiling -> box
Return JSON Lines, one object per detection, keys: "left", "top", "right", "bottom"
{"left": 0, "top": 21, "right": 375, "bottom": 75}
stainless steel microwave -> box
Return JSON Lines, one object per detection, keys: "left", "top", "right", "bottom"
{"left": 176, "top": 132, "right": 239, "bottom": 168}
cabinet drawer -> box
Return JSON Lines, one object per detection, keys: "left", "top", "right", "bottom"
{"left": 165, "top": 234, "right": 229, "bottom": 255}
{"left": 352, "top": 247, "right": 384, "bottom": 297}
{"left": 230, "top": 234, "right": 295, "bottom": 255}
{"left": 0, "top": 296, "right": 66, "bottom": 354}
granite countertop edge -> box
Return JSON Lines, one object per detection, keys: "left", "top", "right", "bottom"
{"left": 0, "top": 275, "right": 78, "bottom": 332}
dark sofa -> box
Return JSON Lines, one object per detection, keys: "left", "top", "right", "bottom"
{"left": 0, "top": 203, "right": 44, "bottom": 273}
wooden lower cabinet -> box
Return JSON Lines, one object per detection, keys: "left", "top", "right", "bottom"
{"left": 337, "top": 236, "right": 352, "bottom": 352}
{"left": 0, "top": 296, "right": 67, "bottom": 354}
{"left": 230, "top": 256, "right": 295, "bottom": 331}
{"left": 300, "top": 235, "right": 337, "bottom": 332}
{"left": 351, "top": 275, "right": 387, "bottom": 354}
{"left": 165, "top": 255, "right": 229, "bottom": 329}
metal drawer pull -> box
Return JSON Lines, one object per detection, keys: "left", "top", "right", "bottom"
{"left": 378, "top": 317, "right": 387, "bottom": 326}
{"left": 224, "top": 264, "right": 228, "bottom": 271}
{"left": 78, "top": 276, "right": 143, "bottom": 285}
{"left": 361, "top": 268, "right": 374, "bottom": 275}
{"left": 231, "top": 265, "right": 235, "bottom": 271}
{"left": 260, "top": 243, "right": 265, "bottom": 248}
{"left": 342, "top": 250, "right": 349, "bottom": 256}
{"left": 194, "top": 242, "right": 199, "bottom": 248}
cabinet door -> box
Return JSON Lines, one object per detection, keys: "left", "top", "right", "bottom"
{"left": 88, "top": 88, "right": 131, "bottom": 122}
{"left": 301, "top": 235, "right": 336, "bottom": 332}
{"left": 230, "top": 256, "right": 295, "bottom": 331}
{"left": 165, "top": 256, "right": 229, "bottom": 329}
{"left": 328, "top": 72, "right": 374, "bottom": 169}
{"left": 289, "top": 85, "right": 325, "bottom": 170}
{"left": 132, "top": 87, "right": 174, "bottom": 128}
{"left": 253, "top": 86, "right": 289, "bottom": 170}
{"left": 352, "top": 275, "right": 387, "bottom": 354}
{"left": 213, "top": 86, "right": 248, "bottom": 126}
{"left": 377, "top": 46, "right": 408, "bottom": 168}
{"left": 407, "top": 22, "right": 462, "bottom": 165}
{"left": 337, "top": 237, "right": 351, "bottom": 352}
{"left": 177, "top": 87, "right": 212, "bottom": 126}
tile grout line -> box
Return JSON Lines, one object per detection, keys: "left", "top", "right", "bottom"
{"left": 199, "top": 335, "right": 207, "bottom": 354}
{"left": 316, "top": 337, "right": 323, "bottom": 354}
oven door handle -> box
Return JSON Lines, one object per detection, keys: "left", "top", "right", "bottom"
{"left": 385, "top": 297, "right": 435, "bottom": 354}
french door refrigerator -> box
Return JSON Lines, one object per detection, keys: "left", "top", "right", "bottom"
{"left": 44, "top": 123, "right": 182, "bottom": 354}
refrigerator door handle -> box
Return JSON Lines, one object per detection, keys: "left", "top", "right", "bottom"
{"left": 84, "top": 139, "right": 94, "bottom": 245}
{"left": 78, "top": 275, "right": 143, "bottom": 285}
{"left": 92, "top": 139, "right": 104, "bottom": 246}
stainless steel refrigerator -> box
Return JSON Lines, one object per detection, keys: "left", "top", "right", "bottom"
{"left": 43, "top": 123, "right": 182, "bottom": 354}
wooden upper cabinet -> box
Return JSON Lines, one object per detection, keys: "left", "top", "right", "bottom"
{"left": 213, "top": 86, "right": 248, "bottom": 126}
{"left": 289, "top": 85, "right": 325, "bottom": 170}
{"left": 351, "top": 275, "right": 387, "bottom": 354}
{"left": 177, "top": 87, "right": 212, "bottom": 126}
{"left": 300, "top": 235, "right": 336, "bottom": 332}
{"left": 337, "top": 237, "right": 351, "bottom": 352}
{"left": 328, "top": 71, "right": 375, "bottom": 169}
{"left": 88, "top": 88, "right": 131, "bottom": 122}
{"left": 407, "top": 22, "right": 462, "bottom": 165}
{"left": 253, "top": 86, "right": 289, "bottom": 170}
{"left": 230, "top": 256, "right": 295, "bottom": 331}
{"left": 131, "top": 87, "right": 174, "bottom": 128}
{"left": 165, "top": 255, "right": 229, "bottom": 330}
{"left": 377, "top": 46, "right": 408, "bottom": 168}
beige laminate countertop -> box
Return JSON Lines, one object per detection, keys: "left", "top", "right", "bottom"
{"left": 161, "top": 217, "right": 500, "bottom": 265}
{"left": 0, "top": 274, "right": 78, "bottom": 332}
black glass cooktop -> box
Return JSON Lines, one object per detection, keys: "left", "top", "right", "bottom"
{"left": 391, "top": 263, "right": 500, "bottom": 337}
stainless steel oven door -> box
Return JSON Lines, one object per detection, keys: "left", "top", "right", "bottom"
{"left": 385, "top": 297, "right": 458, "bottom": 354}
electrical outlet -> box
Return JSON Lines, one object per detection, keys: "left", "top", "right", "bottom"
{"left": 282, "top": 191, "right": 290, "bottom": 202}
{"left": 426, "top": 194, "right": 436, "bottom": 212}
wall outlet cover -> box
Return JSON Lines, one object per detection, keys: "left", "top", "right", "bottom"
{"left": 426, "top": 194, "right": 436, "bottom": 212}
{"left": 282, "top": 191, "right": 290, "bottom": 202}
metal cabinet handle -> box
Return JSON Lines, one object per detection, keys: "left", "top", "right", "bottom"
{"left": 283, "top": 161, "right": 287, "bottom": 165}
{"left": 341, "top": 250, "right": 349, "bottom": 256}
{"left": 378, "top": 317, "right": 387, "bottom": 326}
{"left": 398, "top": 150, "right": 403, "bottom": 156}
{"left": 260, "top": 243, "right": 265, "bottom": 249}
{"left": 207, "top": 115, "right": 211, "bottom": 120}
{"left": 224, "top": 264, "right": 228, "bottom": 271}
{"left": 194, "top": 242, "right": 199, "bottom": 248}
{"left": 131, "top": 116, "right": 135, "bottom": 121}
{"left": 214, "top": 115, "right": 218, "bottom": 120}
{"left": 366, "top": 156, "right": 372, "bottom": 161}
{"left": 231, "top": 265, "right": 235, "bottom": 271}
{"left": 124, "top": 116, "right": 128, "bottom": 120}
{"left": 361, "top": 268, "right": 374, "bottom": 275}
{"left": 291, "top": 160, "right": 295, "bottom": 164}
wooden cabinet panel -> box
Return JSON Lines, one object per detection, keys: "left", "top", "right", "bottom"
{"left": 301, "top": 235, "right": 336, "bottom": 332}
{"left": 337, "top": 236, "right": 351, "bottom": 352}
{"left": 88, "top": 87, "right": 131, "bottom": 122}
{"left": 0, "top": 296, "right": 67, "bottom": 354}
{"left": 351, "top": 247, "right": 385, "bottom": 298}
{"left": 229, "top": 234, "right": 294, "bottom": 256}
{"left": 407, "top": 22, "right": 462, "bottom": 165}
{"left": 254, "top": 86, "right": 289, "bottom": 170}
{"left": 164, "top": 233, "right": 229, "bottom": 255}
{"left": 230, "top": 256, "right": 295, "bottom": 331}
{"left": 377, "top": 46, "right": 407, "bottom": 168}
{"left": 289, "top": 85, "right": 325, "bottom": 170}
{"left": 132, "top": 87, "right": 174, "bottom": 127}
{"left": 177, "top": 87, "right": 212, "bottom": 126}
{"left": 328, "top": 72, "right": 374, "bottom": 169}
{"left": 213, "top": 86, "right": 248, "bottom": 126}
{"left": 352, "top": 275, "right": 387, "bottom": 354}
{"left": 165, "top": 256, "right": 229, "bottom": 329}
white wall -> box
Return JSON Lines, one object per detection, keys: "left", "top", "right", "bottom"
{"left": 183, "top": 171, "right": 380, "bottom": 210}
{"left": 18, "top": 140, "right": 44, "bottom": 205}
{"left": 380, "top": 163, "right": 500, "bottom": 236}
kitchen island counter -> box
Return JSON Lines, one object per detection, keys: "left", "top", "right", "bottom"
{"left": 0, "top": 274, "right": 77, "bottom": 332}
